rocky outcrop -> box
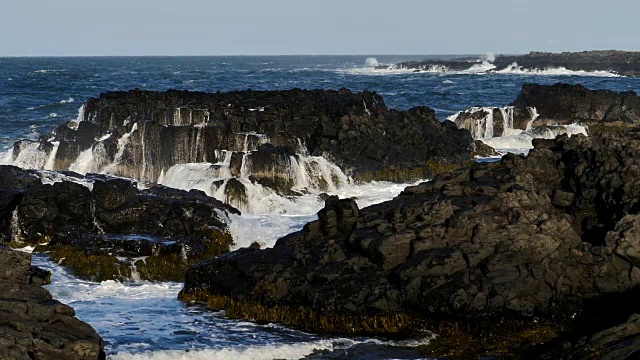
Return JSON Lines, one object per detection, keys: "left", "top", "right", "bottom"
{"left": 385, "top": 50, "right": 640, "bottom": 76}
{"left": 0, "top": 166, "right": 237, "bottom": 282}
{"left": 493, "top": 50, "right": 640, "bottom": 77}
{"left": 513, "top": 83, "right": 640, "bottom": 126}
{"left": 376, "top": 59, "right": 478, "bottom": 72}
{"left": 0, "top": 245, "right": 105, "bottom": 359}
{"left": 180, "top": 129, "right": 640, "bottom": 357}
{"left": 451, "top": 106, "right": 535, "bottom": 139}
{"left": 453, "top": 83, "right": 640, "bottom": 143}
{"left": 11, "top": 89, "right": 474, "bottom": 186}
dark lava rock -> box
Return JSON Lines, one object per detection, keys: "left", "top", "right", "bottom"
{"left": 513, "top": 82, "right": 640, "bottom": 126}
{"left": 493, "top": 50, "right": 640, "bottom": 77}
{"left": 0, "top": 165, "right": 238, "bottom": 281}
{"left": 391, "top": 51, "right": 640, "bottom": 77}
{"left": 179, "top": 129, "right": 640, "bottom": 357}
{"left": 16, "top": 89, "right": 474, "bottom": 184}
{"left": 29, "top": 266, "right": 52, "bottom": 286}
{"left": 0, "top": 245, "right": 105, "bottom": 359}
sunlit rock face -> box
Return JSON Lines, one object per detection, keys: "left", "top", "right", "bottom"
{"left": 8, "top": 89, "right": 474, "bottom": 189}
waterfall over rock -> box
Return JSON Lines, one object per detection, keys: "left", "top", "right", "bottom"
{"left": 3, "top": 89, "right": 474, "bottom": 212}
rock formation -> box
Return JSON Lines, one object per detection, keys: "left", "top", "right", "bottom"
{"left": 179, "top": 128, "right": 640, "bottom": 357}
{"left": 9, "top": 89, "right": 474, "bottom": 189}
{"left": 0, "top": 245, "right": 105, "bottom": 359}
{"left": 0, "top": 166, "right": 237, "bottom": 282}
{"left": 453, "top": 83, "right": 640, "bottom": 143}
{"left": 383, "top": 50, "right": 640, "bottom": 76}
{"left": 493, "top": 50, "right": 640, "bottom": 77}
{"left": 513, "top": 83, "right": 640, "bottom": 126}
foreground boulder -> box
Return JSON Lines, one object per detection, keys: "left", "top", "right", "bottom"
{"left": 180, "top": 129, "right": 640, "bottom": 357}
{"left": 10, "top": 89, "right": 474, "bottom": 187}
{"left": 0, "top": 166, "right": 237, "bottom": 282}
{"left": 0, "top": 245, "right": 105, "bottom": 359}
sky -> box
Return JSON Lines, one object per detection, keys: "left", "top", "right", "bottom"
{"left": 1, "top": 0, "right": 638, "bottom": 56}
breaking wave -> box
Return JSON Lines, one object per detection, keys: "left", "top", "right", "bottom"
{"left": 495, "top": 62, "right": 621, "bottom": 77}
{"left": 365, "top": 57, "right": 380, "bottom": 67}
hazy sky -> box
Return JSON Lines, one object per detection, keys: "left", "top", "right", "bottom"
{"left": 1, "top": 0, "right": 638, "bottom": 56}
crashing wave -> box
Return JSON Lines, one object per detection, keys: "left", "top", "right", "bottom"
{"left": 451, "top": 105, "right": 588, "bottom": 154}
{"left": 494, "top": 62, "right": 621, "bottom": 77}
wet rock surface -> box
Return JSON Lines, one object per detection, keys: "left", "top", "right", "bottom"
{"left": 493, "top": 50, "right": 640, "bottom": 77}
{"left": 180, "top": 129, "right": 640, "bottom": 357}
{"left": 14, "top": 88, "right": 474, "bottom": 184}
{"left": 0, "top": 165, "right": 238, "bottom": 281}
{"left": 386, "top": 50, "right": 640, "bottom": 77}
{"left": 454, "top": 83, "right": 640, "bottom": 141}
{"left": 0, "top": 245, "right": 105, "bottom": 360}
{"left": 513, "top": 82, "right": 640, "bottom": 126}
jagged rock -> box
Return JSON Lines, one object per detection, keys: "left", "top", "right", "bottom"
{"left": 0, "top": 245, "right": 105, "bottom": 359}
{"left": 493, "top": 50, "right": 640, "bottom": 77}
{"left": 29, "top": 266, "right": 52, "bottom": 286}
{"left": 453, "top": 106, "right": 534, "bottom": 138}
{"left": 13, "top": 89, "right": 474, "bottom": 184}
{"left": 180, "top": 129, "right": 640, "bottom": 357}
{"left": 513, "top": 83, "right": 640, "bottom": 126}
{"left": 454, "top": 83, "right": 640, "bottom": 143}
{"left": 472, "top": 140, "right": 500, "bottom": 157}
{"left": 388, "top": 50, "right": 640, "bottom": 77}
{"left": 0, "top": 166, "right": 238, "bottom": 281}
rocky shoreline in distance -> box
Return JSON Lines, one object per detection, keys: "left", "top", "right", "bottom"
{"left": 379, "top": 50, "right": 640, "bottom": 76}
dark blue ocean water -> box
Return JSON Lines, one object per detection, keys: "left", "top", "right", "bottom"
{"left": 2, "top": 55, "right": 640, "bottom": 150}
{"left": 4, "top": 56, "right": 640, "bottom": 359}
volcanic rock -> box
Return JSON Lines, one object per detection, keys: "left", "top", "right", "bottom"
{"left": 180, "top": 129, "right": 640, "bottom": 357}
{"left": 0, "top": 165, "right": 238, "bottom": 281}
{"left": 12, "top": 89, "right": 474, "bottom": 185}
{"left": 0, "top": 245, "right": 105, "bottom": 359}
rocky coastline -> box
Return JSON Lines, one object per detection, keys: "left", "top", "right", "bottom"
{"left": 179, "top": 128, "right": 640, "bottom": 358}
{"left": 453, "top": 82, "right": 640, "bottom": 141}
{"left": 0, "top": 166, "right": 238, "bottom": 282}
{"left": 10, "top": 88, "right": 474, "bottom": 188}
{"left": 380, "top": 50, "right": 640, "bottom": 76}
{"left": 4, "top": 83, "right": 640, "bottom": 358}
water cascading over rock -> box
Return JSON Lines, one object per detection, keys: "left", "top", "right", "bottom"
{"left": 4, "top": 89, "right": 475, "bottom": 212}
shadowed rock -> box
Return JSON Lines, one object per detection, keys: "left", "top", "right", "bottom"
{"left": 179, "top": 129, "right": 640, "bottom": 357}
{"left": 12, "top": 89, "right": 474, "bottom": 184}
{"left": 0, "top": 165, "right": 238, "bottom": 281}
{"left": 0, "top": 245, "right": 105, "bottom": 359}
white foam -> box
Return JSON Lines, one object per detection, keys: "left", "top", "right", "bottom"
{"left": 111, "top": 340, "right": 336, "bottom": 360}
{"left": 60, "top": 97, "right": 75, "bottom": 104}
{"left": 0, "top": 148, "right": 12, "bottom": 165}
{"left": 227, "top": 180, "right": 420, "bottom": 249}
{"left": 33, "top": 69, "right": 65, "bottom": 74}
{"left": 486, "top": 51, "right": 496, "bottom": 63}
{"left": 11, "top": 141, "right": 49, "bottom": 169}
{"left": 495, "top": 62, "right": 621, "bottom": 77}
{"left": 481, "top": 124, "right": 588, "bottom": 154}
{"left": 365, "top": 57, "right": 380, "bottom": 67}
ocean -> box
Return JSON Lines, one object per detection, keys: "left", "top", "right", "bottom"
{"left": 3, "top": 55, "right": 640, "bottom": 359}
